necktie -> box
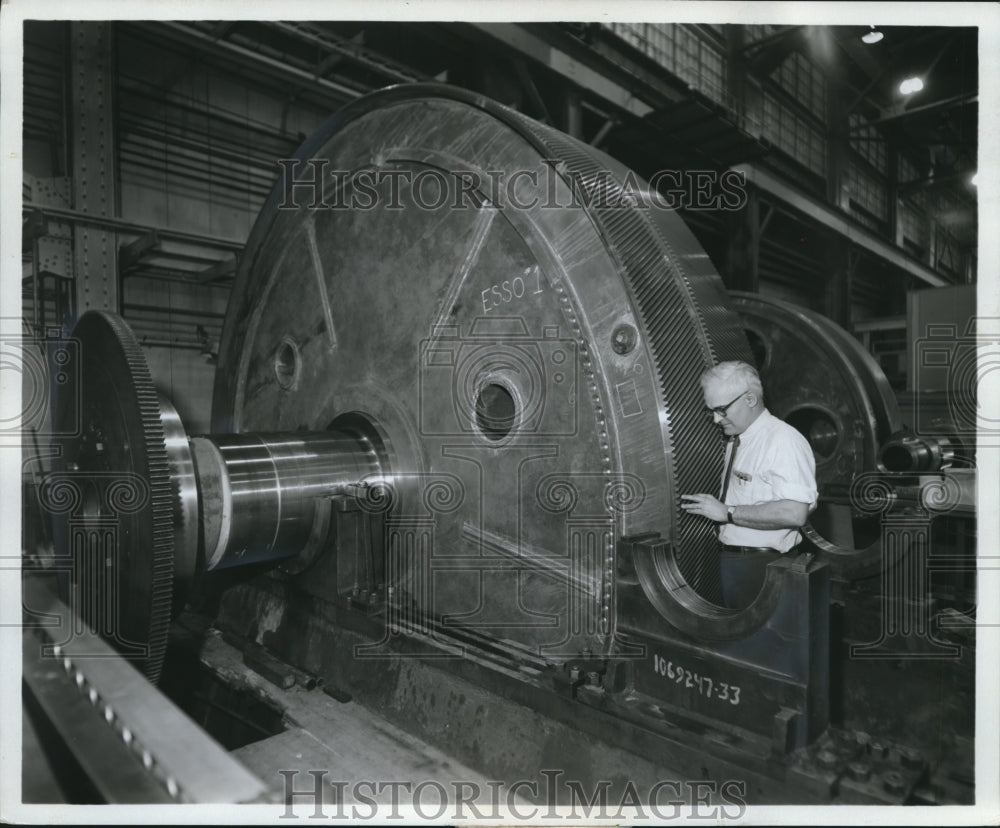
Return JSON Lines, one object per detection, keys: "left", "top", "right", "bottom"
{"left": 720, "top": 435, "right": 740, "bottom": 502}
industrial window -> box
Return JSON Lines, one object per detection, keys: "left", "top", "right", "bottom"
{"left": 933, "top": 224, "right": 960, "bottom": 275}
{"left": 898, "top": 155, "right": 930, "bottom": 213}
{"left": 899, "top": 157, "right": 968, "bottom": 270}
{"left": 899, "top": 202, "right": 929, "bottom": 250}
{"left": 898, "top": 154, "right": 920, "bottom": 186}
{"left": 898, "top": 155, "right": 934, "bottom": 222}
{"left": 848, "top": 113, "right": 888, "bottom": 175}
{"left": 776, "top": 52, "right": 827, "bottom": 122}
{"left": 745, "top": 24, "right": 777, "bottom": 45}
{"left": 761, "top": 92, "right": 826, "bottom": 174}
{"left": 607, "top": 23, "right": 728, "bottom": 106}
{"left": 846, "top": 162, "right": 888, "bottom": 224}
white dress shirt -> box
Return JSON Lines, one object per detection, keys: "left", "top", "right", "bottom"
{"left": 718, "top": 409, "right": 818, "bottom": 552}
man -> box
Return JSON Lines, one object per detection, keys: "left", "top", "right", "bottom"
{"left": 680, "top": 361, "right": 818, "bottom": 609}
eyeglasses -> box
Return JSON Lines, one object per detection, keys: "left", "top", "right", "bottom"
{"left": 705, "top": 390, "right": 747, "bottom": 418}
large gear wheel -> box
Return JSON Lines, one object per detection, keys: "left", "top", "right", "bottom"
{"left": 212, "top": 84, "right": 758, "bottom": 643}
{"left": 50, "top": 310, "right": 190, "bottom": 683}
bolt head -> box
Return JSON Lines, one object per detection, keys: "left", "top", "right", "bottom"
{"left": 847, "top": 761, "right": 871, "bottom": 782}
{"left": 900, "top": 748, "right": 924, "bottom": 770}
{"left": 882, "top": 770, "right": 906, "bottom": 795}
{"left": 611, "top": 324, "right": 637, "bottom": 355}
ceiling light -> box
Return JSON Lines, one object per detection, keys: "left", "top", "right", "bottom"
{"left": 899, "top": 76, "right": 924, "bottom": 95}
{"left": 861, "top": 26, "right": 884, "bottom": 45}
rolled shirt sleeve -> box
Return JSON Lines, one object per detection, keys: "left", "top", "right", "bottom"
{"left": 759, "top": 430, "right": 818, "bottom": 508}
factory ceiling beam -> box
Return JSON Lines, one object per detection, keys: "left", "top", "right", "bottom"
{"left": 149, "top": 22, "right": 364, "bottom": 103}
{"left": 743, "top": 26, "right": 805, "bottom": 76}
{"left": 209, "top": 21, "right": 235, "bottom": 40}
{"left": 899, "top": 168, "right": 978, "bottom": 194}
{"left": 468, "top": 24, "right": 654, "bottom": 118}
{"left": 741, "top": 24, "right": 804, "bottom": 54}
{"left": 906, "top": 30, "right": 962, "bottom": 97}
{"left": 836, "top": 31, "right": 883, "bottom": 73}
{"left": 843, "top": 62, "right": 893, "bottom": 117}
{"left": 308, "top": 31, "right": 366, "bottom": 81}
{"left": 196, "top": 255, "right": 238, "bottom": 285}
{"left": 511, "top": 57, "right": 553, "bottom": 125}
{"left": 853, "top": 92, "right": 978, "bottom": 131}
{"left": 127, "top": 21, "right": 240, "bottom": 107}
{"left": 541, "top": 23, "right": 704, "bottom": 108}
{"left": 268, "top": 21, "right": 426, "bottom": 84}
{"left": 118, "top": 230, "right": 161, "bottom": 275}
{"left": 731, "top": 163, "right": 949, "bottom": 288}
{"left": 588, "top": 115, "right": 617, "bottom": 148}
{"left": 23, "top": 204, "right": 245, "bottom": 253}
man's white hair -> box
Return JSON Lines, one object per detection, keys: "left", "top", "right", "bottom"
{"left": 699, "top": 361, "right": 764, "bottom": 400}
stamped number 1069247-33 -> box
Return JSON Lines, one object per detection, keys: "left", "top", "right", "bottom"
{"left": 652, "top": 653, "right": 742, "bottom": 706}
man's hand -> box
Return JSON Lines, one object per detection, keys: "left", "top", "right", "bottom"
{"left": 680, "top": 493, "right": 728, "bottom": 523}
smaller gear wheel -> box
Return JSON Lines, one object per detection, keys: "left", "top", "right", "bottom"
{"left": 51, "top": 311, "right": 188, "bottom": 683}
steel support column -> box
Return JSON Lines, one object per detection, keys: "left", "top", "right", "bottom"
{"left": 726, "top": 22, "right": 765, "bottom": 131}
{"left": 721, "top": 26, "right": 761, "bottom": 294}
{"left": 822, "top": 239, "right": 857, "bottom": 328}
{"left": 888, "top": 141, "right": 901, "bottom": 247}
{"left": 825, "top": 50, "right": 850, "bottom": 212}
{"left": 822, "top": 49, "right": 855, "bottom": 324}
{"left": 70, "top": 22, "right": 118, "bottom": 315}
{"left": 724, "top": 186, "right": 761, "bottom": 293}
{"left": 564, "top": 89, "right": 583, "bottom": 139}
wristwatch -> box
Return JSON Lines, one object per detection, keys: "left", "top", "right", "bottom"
{"left": 726, "top": 506, "right": 735, "bottom": 524}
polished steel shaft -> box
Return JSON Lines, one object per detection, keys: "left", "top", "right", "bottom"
{"left": 191, "top": 431, "right": 381, "bottom": 570}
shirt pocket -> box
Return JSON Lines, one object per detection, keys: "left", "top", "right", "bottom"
{"left": 730, "top": 467, "right": 754, "bottom": 495}
{"left": 748, "top": 469, "right": 777, "bottom": 504}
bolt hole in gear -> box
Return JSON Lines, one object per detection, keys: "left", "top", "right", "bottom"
{"left": 45, "top": 84, "right": 969, "bottom": 806}
{"left": 272, "top": 338, "right": 300, "bottom": 390}
{"left": 475, "top": 382, "right": 517, "bottom": 441}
